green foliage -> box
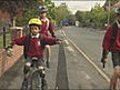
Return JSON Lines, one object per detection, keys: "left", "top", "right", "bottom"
{"left": 0, "top": 0, "right": 71, "bottom": 27}
{"left": 110, "top": 9, "right": 116, "bottom": 23}
{"left": 67, "top": 15, "right": 76, "bottom": 25}
{"left": 75, "top": 3, "right": 117, "bottom": 29}
{"left": 16, "top": 0, "right": 56, "bottom": 26}
{"left": 90, "top": 4, "right": 108, "bottom": 28}
{"left": 0, "top": 0, "right": 41, "bottom": 26}
{"left": 75, "top": 11, "right": 91, "bottom": 27}
{"left": 54, "top": 3, "right": 71, "bottom": 25}
{"left": 41, "top": 0, "right": 56, "bottom": 20}
{"left": 16, "top": 8, "right": 39, "bottom": 26}
{"left": 75, "top": 11, "right": 83, "bottom": 22}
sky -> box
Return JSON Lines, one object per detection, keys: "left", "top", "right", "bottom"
{"left": 52, "top": 0, "right": 106, "bottom": 14}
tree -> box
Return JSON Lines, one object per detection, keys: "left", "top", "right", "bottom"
{"left": 17, "top": 0, "right": 56, "bottom": 26}
{"left": 75, "top": 4, "right": 108, "bottom": 28}
{"left": 0, "top": 0, "right": 42, "bottom": 26}
{"left": 75, "top": 10, "right": 92, "bottom": 27}
{"left": 54, "top": 3, "right": 71, "bottom": 25}
{"left": 90, "top": 4, "right": 107, "bottom": 28}
{"left": 75, "top": 11, "right": 83, "bottom": 22}
{"left": 0, "top": 0, "right": 71, "bottom": 27}
{"left": 67, "top": 14, "right": 76, "bottom": 25}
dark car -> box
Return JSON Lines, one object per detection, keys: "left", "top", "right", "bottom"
{"left": 62, "top": 19, "right": 69, "bottom": 26}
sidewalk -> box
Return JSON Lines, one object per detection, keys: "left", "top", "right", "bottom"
{"left": 0, "top": 56, "right": 24, "bottom": 89}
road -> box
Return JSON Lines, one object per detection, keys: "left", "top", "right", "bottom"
{"left": 0, "top": 26, "right": 112, "bottom": 89}
{"left": 62, "top": 26, "right": 113, "bottom": 76}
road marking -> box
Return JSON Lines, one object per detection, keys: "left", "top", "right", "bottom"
{"left": 62, "top": 30, "right": 67, "bottom": 37}
{"left": 64, "top": 40, "right": 69, "bottom": 46}
{"left": 63, "top": 39, "right": 76, "bottom": 56}
{"left": 61, "top": 30, "right": 110, "bottom": 83}
{"left": 66, "top": 46, "right": 74, "bottom": 52}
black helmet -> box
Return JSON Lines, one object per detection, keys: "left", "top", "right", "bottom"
{"left": 115, "top": 8, "right": 120, "bottom": 15}
{"left": 39, "top": 5, "right": 48, "bottom": 13}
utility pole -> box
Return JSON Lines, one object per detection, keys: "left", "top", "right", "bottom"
{"left": 107, "top": 0, "right": 111, "bottom": 25}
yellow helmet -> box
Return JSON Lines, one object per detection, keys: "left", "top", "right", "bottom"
{"left": 28, "top": 18, "right": 42, "bottom": 26}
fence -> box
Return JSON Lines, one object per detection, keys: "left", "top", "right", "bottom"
{"left": 0, "top": 26, "right": 23, "bottom": 78}
{"left": 0, "top": 27, "right": 11, "bottom": 49}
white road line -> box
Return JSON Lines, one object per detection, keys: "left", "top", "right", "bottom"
{"left": 64, "top": 40, "right": 69, "bottom": 46}
{"left": 63, "top": 39, "right": 76, "bottom": 56}
{"left": 61, "top": 30, "right": 110, "bottom": 83}
{"left": 62, "top": 30, "right": 67, "bottom": 37}
{"left": 66, "top": 46, "right": 74, "bottom": 52}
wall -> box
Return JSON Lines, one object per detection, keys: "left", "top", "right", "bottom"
{"left": 0, "top": 46, "right": 23, "bottom": 77}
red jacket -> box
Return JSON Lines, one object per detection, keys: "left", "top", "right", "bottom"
{"left": 40, "top": 17, "right": 55, "bottom": 37}
{"left": 102, "top": 25, "right": 120, "bottom": 52}
{"left": 12, "top": 34, "right": 58, "bottom": 58}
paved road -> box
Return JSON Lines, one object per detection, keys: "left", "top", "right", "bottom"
{"left": 63, "top": 26, "right": 113, "bottom": 76}
{"left": 0, "top": 27, "right": 110, "bottom": 89}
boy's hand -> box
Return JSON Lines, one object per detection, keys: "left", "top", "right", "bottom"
{"left": 101, "top": 57, "right": 108, "bottom": 68}
{"left": 56, "top": 38, "right": 62, "bottom": 44}
{"left": 101, "top": 49, "right": 109, "bottom": 68}
{"left": 6, "top": 45, "right": 13, "bottom": 57}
